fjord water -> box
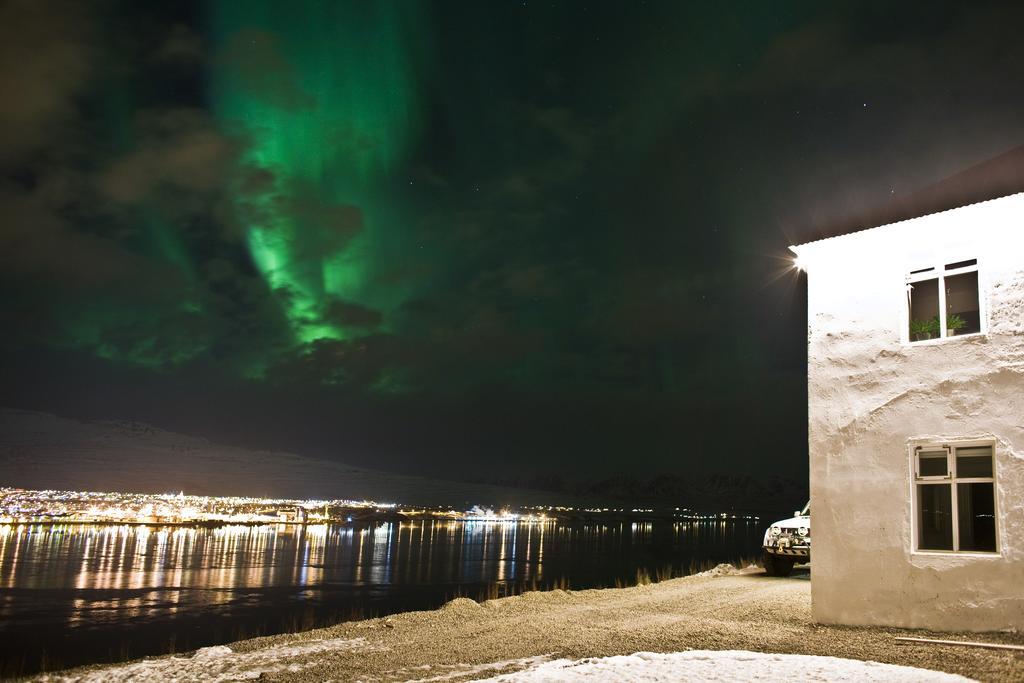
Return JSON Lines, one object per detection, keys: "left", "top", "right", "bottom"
{"left": 0, "top": 519, "right": 764, "bottom": 675}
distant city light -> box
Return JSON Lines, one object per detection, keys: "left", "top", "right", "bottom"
{"left": 0, "top": 487, "right": 764, "bottom": 527}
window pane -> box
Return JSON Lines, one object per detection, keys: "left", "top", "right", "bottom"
{"left": 918, "top": 452, "right": 948, "bottom": 478}
{"left": 909, "top": 278, "right": 940, "bottom": 341}
{"left": 957, "top": 482, "right": 996, "bottom": 552}
{"left": 918, "top": 484, "right": 953, "bottom": 550}
{"left": 946, "top": 271, "right": 981, "bottom": 335}
{"left": 956, "top": 447, "right": 993, "bottom": 478}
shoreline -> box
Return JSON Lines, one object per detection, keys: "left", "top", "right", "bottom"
{"left": 35, "top": 567, "right": 1024, "bottom": 682}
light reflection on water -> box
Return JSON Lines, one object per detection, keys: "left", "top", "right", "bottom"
{"left": 0, "top": 518, "right": 763, "bottom": 674}
{"left": 0, "top": 519, "right": 757, "bottom": 591}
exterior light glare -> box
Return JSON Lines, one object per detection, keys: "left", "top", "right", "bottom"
{"left": 787, "top": 245, "right": 806, "bottom": 272}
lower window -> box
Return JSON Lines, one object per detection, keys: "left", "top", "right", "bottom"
{"left": 914, "top": 444, "right": 997, "bottom": 553}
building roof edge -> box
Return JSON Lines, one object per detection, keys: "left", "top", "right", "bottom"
{"left": 790, "top": 190, "right": 1024, "bottom": 252}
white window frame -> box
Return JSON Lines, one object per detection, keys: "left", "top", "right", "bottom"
{"left": 903, "top": 258, "right": 986, "bottom": 345}
{"left": 909, "top": 440, "right": 999, "bottom": 556}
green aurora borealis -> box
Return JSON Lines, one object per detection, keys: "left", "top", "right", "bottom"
{"left": 210, "top": 2, "right": 428, "bottom": 349}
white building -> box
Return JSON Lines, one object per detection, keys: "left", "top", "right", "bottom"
{"left": 791, "top": 191, "right": 1024, "bottom": 632}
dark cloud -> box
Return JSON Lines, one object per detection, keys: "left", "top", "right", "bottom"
{"left": 0, "top": 188, "right": 182, "bottom": 295}
{"left": 232, "top": 172, "right": 365, "bottom": 252}
{"left": 264, "top": 334, "right": 406, "bottom": 390}
{"left": 280, "top": 182, "right": 364, "bottom": 249}
{"left": 523, "top": 104, "right": 593, "bottom": 162}
{"left": 218, "top": 28, "right": 315, "bottom": 110}
{"left": 322, "top": 298, "right": 383, "bottom": 329}
{"left": 0, "top": 0, "right": 95, "bottom": 163}
{"left": 97, "top": 108, "right": 242, "bottom": 203}
{"left": 154, "top": 24, "right": 206, "bottom": 65}
{"left": 744, "top": 3, "right": 1024, "bottom": 94}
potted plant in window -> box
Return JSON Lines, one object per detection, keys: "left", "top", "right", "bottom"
{"left": 947, "top": 313, "right": 966, "bottom": 337}
{"left": 910, "top": 317, "right": 939, "bottom": 341}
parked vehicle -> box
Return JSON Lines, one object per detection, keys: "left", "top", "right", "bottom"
{"left": 762, "top": 501, "right": 809, "bottom": 577}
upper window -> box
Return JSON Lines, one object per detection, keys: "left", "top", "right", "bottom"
{"left": 906, "top": 259, "right": 981, "bottom": 343}
{"left": 913, "top": 444, "right": 997, "bottom": 553}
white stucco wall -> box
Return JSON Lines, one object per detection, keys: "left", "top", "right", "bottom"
{"left": 794, "top": 193, "right": 1024, "bottom": 632}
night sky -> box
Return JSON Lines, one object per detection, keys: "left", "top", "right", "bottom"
{"left": 3, "top": 1, "right": 1024, "bottom": 485}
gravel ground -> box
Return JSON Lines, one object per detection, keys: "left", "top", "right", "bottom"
{"left": 39, "top": 566, "right": 1024, "bottom": 682}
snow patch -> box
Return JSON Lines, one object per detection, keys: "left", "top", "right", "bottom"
{"left": 192, "top": 645, "right": 233, "bottom": 659}
{"left": 401, "top": 655, "right": 554, "bottom": 682}
{"left": 472, "top": 650, "right": 974, "bottom": 682}
{"left": 37, "top": 637, "right": 383, "bottom": 682}
{"left": 693, "top": 563, "right": 740, "bottom": 577}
